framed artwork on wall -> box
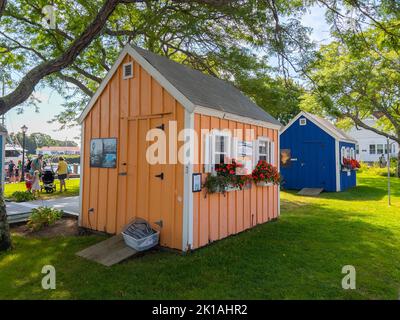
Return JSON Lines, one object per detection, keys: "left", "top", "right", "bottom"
{"left": 90, "top": 138, "right": 117, "bottom": 168}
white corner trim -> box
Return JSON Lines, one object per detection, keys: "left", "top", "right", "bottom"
{"left": 182, "top": 110, "right": 194, "bottom": 251}
{"left": 194, "top": 105, "right": 282, "bottom": 130}
{"left": 281, "top": 111, "right": 357, "bottom": 144}
{"left": 277, "top": 132, "right": 281, "bottom": 216}
{"left": 1, "top": 132, "right": 6, "bottom": 195}
{"left": 78, "top": 44, "right": 195, "bottom": 124}
{"left": 335, "top": 139, "right": 341, "bottom": 192}
{"left": 78, "top": 122, "right": 84, "bottom": 226}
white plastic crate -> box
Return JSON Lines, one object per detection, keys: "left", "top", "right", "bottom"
{"left": 122, "top": 218, "right": 160, "bottom": 251}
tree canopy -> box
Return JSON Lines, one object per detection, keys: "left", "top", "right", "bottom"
{"left": 7, "top": 131, "right": 77, "bottom": 154}
{"left": 0, "top": 0, "right": 312, "bottom": 125}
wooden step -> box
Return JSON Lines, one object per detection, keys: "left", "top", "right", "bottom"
{"left": 76, "top": 234, "right": 137, "bottom": 267}
{"left": 298, "top": 188, "right": 324, "bottom": 196}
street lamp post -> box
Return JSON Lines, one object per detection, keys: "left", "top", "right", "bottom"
{"left": 387, "top": 137, "right": 396, "bottom": 206}
{"left": 21, "top": 125, "right": 28, "bottom": 182}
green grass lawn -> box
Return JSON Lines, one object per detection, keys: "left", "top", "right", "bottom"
{"left": 1, "top": 172, "right": 400, "bottom": 299}
{"left": 4, "top": 178, "right": 80, "bottom": 200}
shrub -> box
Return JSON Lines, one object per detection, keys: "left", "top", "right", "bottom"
{"left": 27, "top": 207, "right": 63, "bottom": 231}
{"left": 11, "top": 191, "right": 36, "bottom": 202}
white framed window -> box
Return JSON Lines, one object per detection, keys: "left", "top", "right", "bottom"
{"left": 341, "top": 146, "right": 346, "bottom": 165}
{"left": 123, "top": 62, "right": 134, "bottom": 79}
{"left": 213, "top": 134, "right": 230, "bottom": 165}
{"left": 255, "top": 137, "right": 274, "bottom": 165}
{"left": 369, "top": 144, "right": 376, "bottom": 154}
{"left": 350, "top": 147, "right": 355, "bottom": 159}
{"left": 299, "top": 118, "right": 307, "bottom": 126}
{"left": 203, "top": 130, "right": 231, "bottom": 172}
{"left": 346, "top": 147, "right": 350, "bottom": 159}
{"left": 377, "top": 144, "right": 384, "bottom": 155}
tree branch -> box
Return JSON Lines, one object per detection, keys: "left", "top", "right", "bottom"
{"left": 58, "top": 73, "right": 94, "bottom": 97}
{"left": 72, "top": 65, "right": 103, "bottom": 83}
{"left": 0, "top": 0, "right": 234, "bottom": 115}
{"left": 345, "top": 112, "right": 399, "bottom": 143}
{"left": 0, "top": 0, "right": 126, "bottom": 114}
{"left": 0, "top": 0, "right": 6, "bottom": 19}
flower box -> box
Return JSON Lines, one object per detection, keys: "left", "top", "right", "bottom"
{"left": 224, "top": 185, "right": 240, "bottom": 192}
{"left": 256, "top": 181, "right": 273, "bottom": 187}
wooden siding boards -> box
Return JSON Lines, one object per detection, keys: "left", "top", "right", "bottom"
{"left": 191, "top": 114, "right": 279, "bottom": 250}
{"left": 82, "top": 58, "right": 184, "bottom": 250}
{"left": 81, "top": 51, "right": 280, "bottom": 251}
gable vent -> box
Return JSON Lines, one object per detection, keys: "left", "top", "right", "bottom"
{"left": 123, "top": 62, "right": 133, "bottom": 79}
{"left": 299, "top": 118, "right": 307, "bottom": 126}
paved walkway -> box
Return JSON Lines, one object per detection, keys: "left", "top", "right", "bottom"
{"left": 6, "top": 196, "right": 79, "bottom": 223}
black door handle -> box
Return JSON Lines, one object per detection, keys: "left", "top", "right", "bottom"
{"left": 155, "top": 173, "right": 164, "bottom": 180}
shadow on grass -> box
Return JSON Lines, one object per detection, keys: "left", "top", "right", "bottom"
{"left": 1, "top": 196, "right": 400, "bottom": 299}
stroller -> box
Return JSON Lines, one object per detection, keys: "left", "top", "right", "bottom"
{"left": 41, "top": 169, "right": 57, "bottom": 193}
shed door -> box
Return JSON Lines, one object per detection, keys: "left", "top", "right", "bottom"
{"left": 302, "top": 141, "right": 327, "bottom": 189}
{"left": 127, "top": 114, "right": 173, "bottom": 247}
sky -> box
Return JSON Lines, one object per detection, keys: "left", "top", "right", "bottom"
{"left": 2, "top": 5, "right": 330, "bottom": 144}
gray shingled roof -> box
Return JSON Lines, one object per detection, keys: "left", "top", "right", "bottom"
{"left": 305, "top": 112, "right": 356, "bottom": 142}
{"left": 133, "top": 46, "right": 281, "bottom": 126}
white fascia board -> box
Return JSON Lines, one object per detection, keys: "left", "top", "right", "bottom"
{"left": 194, "top": 105, "right": 282, "bottom": 130}
{"left": 78, "top": 47, "right": 130, "bottom": 123}
{"left": 78, "top": 44, "right": 195, "bottom": 124}
{"left": 125, "top": 45, "right": 195, "bottom": 113}
{"left": 281, "top": 111, "right": 357, "bottom": 144}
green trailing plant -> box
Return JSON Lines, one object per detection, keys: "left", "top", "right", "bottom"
{"left": 11, "top": 191, "right": 36, "bottom": 202}
{"left": 203, "top": 174, "right": 231, "bottom": 196}
{"left": 203, "top": 160, "right": 253, "bottom": 196}
{"left": 27, "top": 207, "right": 63, "bottom": 231}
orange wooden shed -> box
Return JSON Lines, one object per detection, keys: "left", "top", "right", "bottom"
{"left": 78, "top": 44, "right": 282, "bottom": 251}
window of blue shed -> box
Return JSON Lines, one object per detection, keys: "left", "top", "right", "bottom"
{"left": 299, "top": 118, "right": 307, "bottom": 126}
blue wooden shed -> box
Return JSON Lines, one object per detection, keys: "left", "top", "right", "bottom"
{"left": 280, "top": 112, "right": 357, "bottom": 192}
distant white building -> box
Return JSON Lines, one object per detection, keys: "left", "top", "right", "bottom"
{"left": 36, "top": 146, "right": 80, "bottom": 156}
{"left": 347, "top": 118, "right": 398, "bottom": 163}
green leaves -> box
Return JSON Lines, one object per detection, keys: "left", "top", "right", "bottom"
{"left": 1, "top": 0, "right": 311, "bottom": 125}
{"left": 302, "top": 19, "right": 400, "bottom": 142}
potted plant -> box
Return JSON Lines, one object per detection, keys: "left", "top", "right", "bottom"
{"left": 342, "top": 158, "right": 360, "bottom": 171}
{"left": 203, "top": 160, "right": 253, "bottom": 195}
{"left": 251, "top": 160, "right": 281, "bottom": 187}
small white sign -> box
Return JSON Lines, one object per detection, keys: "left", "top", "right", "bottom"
{"left": 236, "top": 141, "right": 253, "bottom": 175}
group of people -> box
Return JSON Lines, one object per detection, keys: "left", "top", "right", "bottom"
{"left": 7, "top": 159, "right": 23, "bottom": 183}
{"left": 7, "top": 154, "right": 70, "bottom": 195}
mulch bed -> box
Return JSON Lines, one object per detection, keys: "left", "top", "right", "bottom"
{"left": 11, "top": 217, "right": 79, "bottom": 238}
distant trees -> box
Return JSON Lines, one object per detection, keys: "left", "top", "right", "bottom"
{"left": 301, "top": 24, "right": 400, "bottom": 176}
{"left": 8, "top": 132, "right": 78, "bottom": 155}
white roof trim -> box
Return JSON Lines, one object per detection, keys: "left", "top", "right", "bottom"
{"left": 78, "top": 44, "right": 195, "bottom": 123}
{"left": 280, "top": 111, "right": 357, "bottom": 143}
{"left": 194, "top": 105, "right": 282, "bottom": 130}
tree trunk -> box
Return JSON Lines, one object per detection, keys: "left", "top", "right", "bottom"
{"left": 0, "top": 193, "right": 11, "bottom": 251}
{"left": 397, "top": 150, "right": 400, "bottom": 178}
